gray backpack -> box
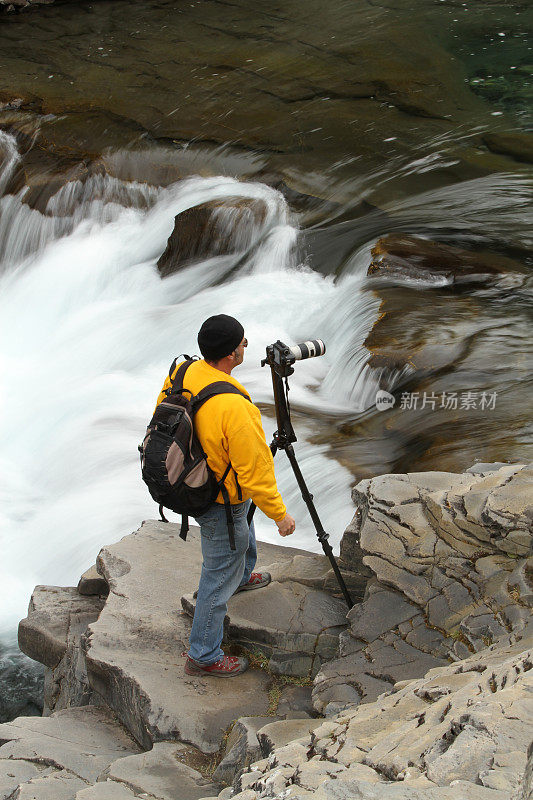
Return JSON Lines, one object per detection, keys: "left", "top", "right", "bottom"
{"left": 139, "top": 357, "right": 249, "bottom": 549}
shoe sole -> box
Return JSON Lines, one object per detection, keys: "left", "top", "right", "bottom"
{"left": 234, "top": 577, "right": 271, "bottom": 593}
{"left": 184, "top": 663, "right": 248, "bottom": 678}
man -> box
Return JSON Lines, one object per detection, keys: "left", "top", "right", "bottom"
{"left": 154, "top": 314, "right": 296, "bottom": 677}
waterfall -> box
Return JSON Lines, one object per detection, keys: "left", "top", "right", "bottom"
{"left": 0, "top": 133, "right": 384, "bottom": 637}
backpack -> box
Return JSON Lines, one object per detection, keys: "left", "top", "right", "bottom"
{"left": 139, "top": 356, "right": 250, "bottom": 550}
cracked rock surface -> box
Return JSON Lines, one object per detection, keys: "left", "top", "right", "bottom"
{"left": 0, "top": 707, "right": 219, "bottom": 799}
{"left": 314, "top": 462, "right": 532, "bottom": 715}
{"left": 208, "top": 632, "right": 532, "bottom": 800}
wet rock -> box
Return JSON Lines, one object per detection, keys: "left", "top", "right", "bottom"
{"left": 367, "top": 233, "right": 526, "bottom": 294}
{"left": 483, "top": 132, "right": 533, "bottom": 164}
{"left": 156, "top": 198, "right": 268, "bottom": 278}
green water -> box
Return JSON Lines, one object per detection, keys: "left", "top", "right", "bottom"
{"left": 1, "top": 0, "right": 531, "bottom": 202}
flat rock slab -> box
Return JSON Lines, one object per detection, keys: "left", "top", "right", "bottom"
{"left": 104, "top": 742, "right": 219, "bottom": 800}
{"left": 0, "top": 759, "right": 47, "bottom": 800}
{"left": 84, "top": 521, "right": 309, "bottom": 752}
{"left": 0, "top": 706, "right": 140, "bottom": 784}
{"left": 16, "top": 769, "right": 88, "bottom": 800}
{"left": 76, "top": 781, "right": 141, "bottom": 799}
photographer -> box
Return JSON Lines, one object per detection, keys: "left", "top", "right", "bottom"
{"left": 154, "top": 314, "right": 295, "bottom": 678}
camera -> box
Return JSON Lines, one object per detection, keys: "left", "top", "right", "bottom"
{"left": 262, "top": 339, "right": 326, "bottom": 376}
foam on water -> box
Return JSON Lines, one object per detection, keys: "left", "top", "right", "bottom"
{"left": 0, "top": 135, "right": 381, "bottom": 637}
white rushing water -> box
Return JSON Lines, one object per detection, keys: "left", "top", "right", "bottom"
{"left": 0, "top": 133, "right": 384, "bottom": 638}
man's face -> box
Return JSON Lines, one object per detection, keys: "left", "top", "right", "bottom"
{"left": 233, "top": 336, "right": 248, "bottom": 367}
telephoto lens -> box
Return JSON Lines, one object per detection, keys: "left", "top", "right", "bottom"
{"left": 288, "top": 340, "right": 326, "bottom": 361}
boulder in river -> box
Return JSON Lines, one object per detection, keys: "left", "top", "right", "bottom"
{"left": 367, "top": 233, "right": 526, "bottom": 288}
{"left": 156, "top": 198, "right": 268, "bottom": 278}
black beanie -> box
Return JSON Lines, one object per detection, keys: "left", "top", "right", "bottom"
{"left": 198, "top": 314, "right": 245, "bottom": 361}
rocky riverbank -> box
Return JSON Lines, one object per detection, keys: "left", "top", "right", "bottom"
{"left": 2, "top": 461, "right": 531, "bottom": 799}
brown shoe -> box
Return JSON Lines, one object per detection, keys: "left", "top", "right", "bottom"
{"left": 184, "top": 654, "right": 249, "bottom": 677}
{"left": 234, "top": 572, "right": 271, "bottom": 593}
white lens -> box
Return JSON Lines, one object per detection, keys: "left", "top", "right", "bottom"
{"left": 289, "top": 339, "right": 326, "bottom": 361}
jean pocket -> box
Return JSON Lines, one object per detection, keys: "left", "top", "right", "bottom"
{"left": 199, "top": 517, "right": 217, "bottom": 540}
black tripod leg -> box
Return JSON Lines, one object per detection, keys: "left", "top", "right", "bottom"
{"left": 284, "top": 443, "right": 354, "bottom": 609}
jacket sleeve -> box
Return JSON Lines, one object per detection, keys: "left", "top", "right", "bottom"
{"left": 225, "top": 408, "right": 287, "bottom": 522}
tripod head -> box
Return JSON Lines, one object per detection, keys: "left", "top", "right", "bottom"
{"left": 261, "top": 338, "right": 326, "bottom": 447}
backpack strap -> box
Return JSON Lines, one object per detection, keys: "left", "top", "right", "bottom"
{"left": 219, "top": 481, "right": 236, "bottom": 551}
{"left": 168, "top": 359, "right": 194, "bottom": 397}
{"left": 193, "top": 381, "right": 251, "bottom": 411}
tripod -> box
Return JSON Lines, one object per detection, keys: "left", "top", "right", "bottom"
{"left": 247, "top": 343, "right": 354, "bottom": 609}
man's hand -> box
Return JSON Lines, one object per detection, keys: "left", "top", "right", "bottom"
{"left": 277, "top": 513, "right": 296, "bottom": 537}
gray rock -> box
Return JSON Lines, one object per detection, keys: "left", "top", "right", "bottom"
{"left": 315, "top": 463, "right": 532, "bottom": 715}
{"left": 15, "top": 769, "right": 88, "bottom": 799}
{"left": 18, "top": 586, "right": 104, "bottom": 669}
{"left": 314, "top": 778, "right": 509, "bottom": 798}
{"left": 76, "top": 782, "right": 140, "bottom": 799}
{"left": 276, "top": 685, "right": 315, "bottom": 719}
{"left": 263, "top": 553, "right": 366, "bottom": 599}
{"left": 78, "top": 565, "right": 109, "bottom": 597}
{"left": 18, "top": 585, "right": 104, "bottom": 714}
{"left": 0, "top": 759, "right": 46, "bottom": 799}
{"left": 84, "top": 521, "right": 309, "bottom": 751}
{"left": 228, "top": 635, "right": 531, "bottom": 800}
{"left": 213, "top": 717, "right": 273, "bottom": 786}
{"left": 519, "top": 740, "right": 533, "bottom": 800}
{"left": 0, "top": 706, "right": 140, "bottom": 783}
{"left": 104, "top": 742, "right": 219, "bottom": 800}
{"left": 346, "top": 585, "right": 417, "bottom": 642}
{"left": 182, "top": 576, "right": 348, "bottom": 679}
{"left": 466, "top": 462, "right": 513, "bottom": 475}
{"left": 256, "top": 718, "right": 323, "bottom": 756}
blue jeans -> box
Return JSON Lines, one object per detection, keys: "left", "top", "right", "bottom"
{"left": 188, "top": 500, "right": 257, "bottom": 665}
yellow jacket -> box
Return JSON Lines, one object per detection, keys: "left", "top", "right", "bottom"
{"left": 155, "top": 359, "right": 287, "bottom": 522}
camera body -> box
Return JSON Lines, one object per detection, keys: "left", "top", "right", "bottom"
{"left": 262, "top": 339, "right": 326, "bottom": 376}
